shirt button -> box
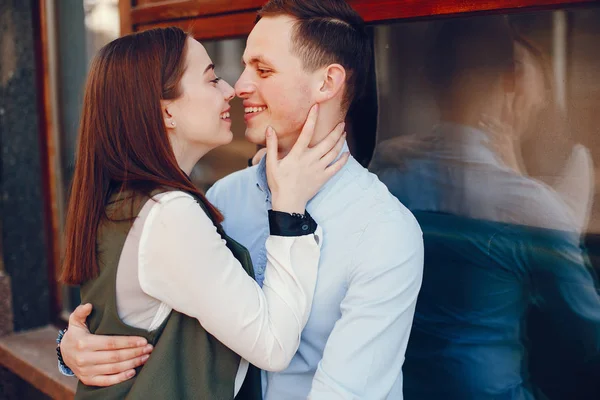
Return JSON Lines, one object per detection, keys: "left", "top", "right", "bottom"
{"left": 302, "top": 224, "right": 309, "bottom": 231}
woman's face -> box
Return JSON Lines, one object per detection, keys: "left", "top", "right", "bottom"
{"left": 165, "top": 38, "right": 235, "bottom": 160}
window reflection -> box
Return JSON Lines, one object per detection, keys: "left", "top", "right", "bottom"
{"left": 369, "top": 9, "right": 600, "bottom": 399}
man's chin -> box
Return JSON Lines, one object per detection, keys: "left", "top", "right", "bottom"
{"left": 244, "top": 127, "right": 267, "bottom": 146}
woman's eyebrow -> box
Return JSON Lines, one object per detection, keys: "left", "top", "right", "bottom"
{"left": 203, "top": 63, "right": 215, "bottom": 74}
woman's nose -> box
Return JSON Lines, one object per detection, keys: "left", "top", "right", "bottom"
{"left": 221, "top": 80, "right": 235, "bottom": 101}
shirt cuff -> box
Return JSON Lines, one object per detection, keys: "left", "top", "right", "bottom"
{"left": 268, "top": 210, "right": 317, "bottom": 236}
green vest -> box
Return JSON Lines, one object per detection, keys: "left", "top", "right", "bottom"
{"left": 75, "top": 190, "right": 262, "bottom": 400}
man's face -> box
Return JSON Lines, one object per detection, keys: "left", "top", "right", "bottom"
{"left": 235, "top": 15, "right": 316, "bottom": 148}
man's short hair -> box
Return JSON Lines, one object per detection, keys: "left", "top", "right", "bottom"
{"left": 425, "top": 16, "right": 515, "bottom": 103}
{"left": 257, "top": 0, "right": 372, "bottom": 111}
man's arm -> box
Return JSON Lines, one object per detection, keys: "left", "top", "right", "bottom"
{"left": 59, "top": 304, "right": 153, "bottom": 386}
{"left": 503, "top": 224, "right": 600, "bottom": 397}
{"left": 525, "top": 227, "right": 600, "bottom": 357}
{"left": 309, "top": 214, "right": 424, "bottom": 399}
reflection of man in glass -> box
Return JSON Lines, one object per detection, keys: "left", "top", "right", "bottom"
{"left": 371, "top": 17, "right": 600, "bottom": 400}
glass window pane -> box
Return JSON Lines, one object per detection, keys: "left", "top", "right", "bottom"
{"left": 369, "top": 7, "right": 600, "bottom": 399}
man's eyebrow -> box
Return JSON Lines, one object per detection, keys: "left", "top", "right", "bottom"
{"left": 203, "top": 63, "right": 215, "bottom": 74}
{"left": 242, "top": 56, "right": 273, "bottom": 66}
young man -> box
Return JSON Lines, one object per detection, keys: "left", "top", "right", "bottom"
{"left": 59, "top": 1, "right": 424, "bottom": 398}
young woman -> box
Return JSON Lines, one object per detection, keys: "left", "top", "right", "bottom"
{"left": 59, "top": 27, "right": 348, "bottom": 399}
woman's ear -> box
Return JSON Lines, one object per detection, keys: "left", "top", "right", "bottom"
{"left": 161, "top": 100, "right": 176, "bottom": 129}
{"left": 314, "top": 64, "right": 346, "bottom": 103}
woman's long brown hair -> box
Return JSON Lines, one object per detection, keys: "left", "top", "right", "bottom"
{"left": 61, "top": 27, "right": 223, "bottom": 285}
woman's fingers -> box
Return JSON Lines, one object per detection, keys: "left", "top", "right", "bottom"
{"left": 311, "top": 122, "right": 345, "bottom": 159}
{"left": 265, "top": 126, "right": 279, "bottom": 175}
{"left": 291, "top": 104, "right": 319, "bottom": 154}
{"left": 324, "top": 152, "right": 350, "bottom": 179}
{"left": 265, "top": 109, "right": 349, "bottom": 214}
{"left": 319, "top": 131, "right": 347, "bottom": 167}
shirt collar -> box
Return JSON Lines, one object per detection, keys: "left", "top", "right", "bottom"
{"left": 432, "top": 122, "right": 504, "bottom": 167}
{"left": 256, "top": 141, "right": 350, "bottom": 206}
{"left": 256, "top": 153, "right": 269, "bottom": 197}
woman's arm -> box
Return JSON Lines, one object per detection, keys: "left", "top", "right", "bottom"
{"left": 139, "top": 191, "right": 321, "bottom": 371}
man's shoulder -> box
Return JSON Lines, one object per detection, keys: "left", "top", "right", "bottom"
{"left": 366, "top": 202, "right": 422, "bottom": 244}
{"left": 346, "top": 194, "right": 423, "bottom": 278}
{"left": 213, "top": 166, "right": 257, "bottom": 190}
{"left": 329, "top": 161, "right": 422, "bottom": 238}
{"left": 492, "top": 173, "right": 577, "bottom": 231}
{"left": 207, "top": 166, "right": 258, "bottom": 203}
{"left": 342, "top": 160, "right": 413, "bottom": 214}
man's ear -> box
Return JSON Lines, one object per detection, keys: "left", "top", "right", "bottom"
{"left": 314, "top": 64, "right": 346, "bottom": 103}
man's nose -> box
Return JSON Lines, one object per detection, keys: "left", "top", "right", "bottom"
{"left": 235, "top": 70, "right": 254, "bottom": 99}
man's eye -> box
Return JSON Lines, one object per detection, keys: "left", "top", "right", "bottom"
{"left": 258, "top": 69, "right": 271, "bottom": 75}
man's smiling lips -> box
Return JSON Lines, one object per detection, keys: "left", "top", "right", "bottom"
{"left": 243, "top": 104, "right": 267, "bottom": 122}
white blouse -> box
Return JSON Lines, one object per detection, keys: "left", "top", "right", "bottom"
{"left": 115, "top": 191, "right": 322, "bottom": 396}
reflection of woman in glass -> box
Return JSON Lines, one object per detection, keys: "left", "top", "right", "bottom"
{"left": 481, "top": 33, "right": 594, "bottom": 232}
{"left": 59, "top": 27, "right": 347, "bottom": 399}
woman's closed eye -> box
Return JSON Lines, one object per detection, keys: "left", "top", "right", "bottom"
{"left": 210, "top": 77, "right": 222, "bottom": 85}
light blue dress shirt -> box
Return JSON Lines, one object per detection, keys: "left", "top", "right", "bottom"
{"left": 207, "top": 144, "right": 424, "bottom": 400}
